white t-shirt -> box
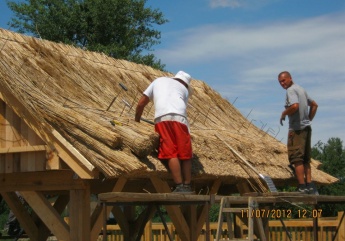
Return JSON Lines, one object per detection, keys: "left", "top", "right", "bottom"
{"left": 143, "top": 76, "right": 190, "bottom": 120}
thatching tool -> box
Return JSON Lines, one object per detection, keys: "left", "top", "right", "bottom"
{"left": 120, "top": 99, "right": 131, "bottom": 116}
{"left": 106, "top": 83, "right": 128, "bottom": 111}
{"left": 215, "top": 134, "right": 277, "bottom": 192}
{"left": 121, "top": 98, "right": 155, "bottom": 125}
{"left": 110, "top": 120, "right": 122, "bottom": 126}
{"left": 140, "top": 117, "right": 154, "bottom": 125}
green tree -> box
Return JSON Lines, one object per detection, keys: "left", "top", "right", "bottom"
{"left": 6, "top": 0, "right": 167, "bottom": 70}
{"left": 311, "top": 138, "right": 345, "bottom": 216}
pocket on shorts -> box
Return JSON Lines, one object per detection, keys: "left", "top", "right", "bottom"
{"left": 287, "top": 130, "right": 303, "bottom": 163}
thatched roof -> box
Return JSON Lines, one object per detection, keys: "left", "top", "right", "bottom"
{"left": 0, "top": 28, "right": 337, "bottom": 187}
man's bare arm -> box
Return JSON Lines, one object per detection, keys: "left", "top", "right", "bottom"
{"left": 135, "top": 95, "right": 150, "bottom": 122}
{"left": 309, "top": 100, "right": 318, "bottom": 121}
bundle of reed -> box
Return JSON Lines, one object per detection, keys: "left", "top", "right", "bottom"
{"left": 58, "top": 127, "right": 146, "bottom": 177}
{"left": 71, "top": 108, "right": 159, "bottom": 158}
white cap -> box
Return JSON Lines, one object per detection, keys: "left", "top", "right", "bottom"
{"left": 173, "top": 71, "right": 192, "bottom": 86}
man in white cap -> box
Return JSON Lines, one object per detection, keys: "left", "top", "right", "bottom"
{"left": 135, "top": 71, "right": 194, "bottom": 193}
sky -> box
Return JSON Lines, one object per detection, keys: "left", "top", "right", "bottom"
{"left": 1, "top": 0, "right": 345, "bottom": 146}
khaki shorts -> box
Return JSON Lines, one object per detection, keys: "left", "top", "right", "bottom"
{"left": 287, "top": 126, "right": 312, "bottom": 164}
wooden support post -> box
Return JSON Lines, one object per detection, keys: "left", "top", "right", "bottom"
{"left": 248, "top": 197, "right": 255, "bottom": 241}
{"left": 102, "top": 202, "right": 107, "bottom": 241}
{"left": 196, "top": 179, "right": 221, "bottom": 241}
{"left": 313, "top": 205, "right": 318, "bottom": 241}
{"left": 338, "top": 211, "right": 345, "bottom": 241}
{"left": 205, "top": 200, "right": 210, "bottom": 241}
{"left": 69, "top": 185, "right": 91, "bottom": 241}
{"left": 215, "top": 197, "right": 225, "bottom": 241}
{"left": 187, "top": 204, "right": 197, "bottom": 241}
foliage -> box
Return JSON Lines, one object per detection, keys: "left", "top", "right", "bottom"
{"left": 0, "top": 198, "right": 9, "bottom": 232}
{"left": 311, "top": 138, "right": 345, "bottom": 216}
{"left": 275, "top": 137, "right": 345, "bottom": 217}
{"left": 6, "top": 0, "right": 167, "bottom": 70}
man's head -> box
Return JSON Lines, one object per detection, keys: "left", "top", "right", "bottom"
{"left": 278, "top": 71, "right": 293, "bottom": 89}
{"left": 173, "top": 71, "right": 192, "bottom": 86}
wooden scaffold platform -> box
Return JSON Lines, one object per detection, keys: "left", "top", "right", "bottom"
{"left": 98, "top": 192, "right": 345, "bottom": 241}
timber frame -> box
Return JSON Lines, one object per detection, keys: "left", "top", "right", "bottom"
{"left": 0, "top": 171, "right": 222, "bottom": 241}
{"left": 0, "top": 94, "right": 226, "bottom": 241}
{"left": 1, "top": 94, "right": 345, "bottom": 241}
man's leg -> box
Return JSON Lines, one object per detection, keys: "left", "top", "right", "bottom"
{"left": 304, "top": 162, "right": 312, "bottom": 184}
{"left": 294, "top": 161, "right": 306, "bottom": 185}
{"left": 168, "top": 157, "right": 183, "bottom": 184}
{"left": 181, "top": 159, "right": 192, "bottom": 185}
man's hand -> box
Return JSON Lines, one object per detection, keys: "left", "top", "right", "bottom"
{"left": 280, "top": 114, "right": 286, "bottom": 126}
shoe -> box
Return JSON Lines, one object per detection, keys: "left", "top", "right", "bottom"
{"left": 307, "top": 183, "right": 319, "bottom": 195}
{"left": 296, "top": 186, "right": 309, "bottom": 194}
{"left": 8, "top": 226, "right": 21, "bottom": 237}
{"left": 172, "top": 184, "right": 195, "bottom": 194}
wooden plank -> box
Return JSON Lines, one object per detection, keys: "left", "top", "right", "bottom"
{"left": 214, "top": 194, "right": 345, "bottom": 205}
{"left": 4, "top": 105, "right": 14, "bottom": 173}
{"left": 51, "top": 130, "right": 95, "bottom": 176}
{"left": 20, "top": 117, "right": 29, "bottom": 171}
{"left": 20, "top": 191, "right": 70, "bottom": 241}
{"left": 98, "top": 191, "right": 212, "bottom": 203}
{"left": 0, "top": 99, "right": 6, "bottom": 172}
{"left": 32, "top": 124, "right": 46, "bottom": 171}
{"left": 0, "top": 170, "right": 86, "bottom": 191}
{"left": 0, "top": 145, "right": 48, "bottom": 153}
{"left": 0, "top": 91, "right": 95, "bottom": 178}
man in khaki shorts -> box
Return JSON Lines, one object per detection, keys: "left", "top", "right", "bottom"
{"left": 278, "top": 71, "right": 318, "bottom": 194}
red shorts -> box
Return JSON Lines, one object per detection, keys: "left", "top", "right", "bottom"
{"left": 155, "top": 121, "right": 192, "bottom": 160}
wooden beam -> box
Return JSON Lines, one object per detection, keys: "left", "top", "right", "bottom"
{"left": 0, "top": 145, "right": 48, "bottom": 154}
{"left": 150, "top": 176, "right": 191, "bottom": 241}
{"left": 36, "top": 194, "right": 70, "bottom": 241}
{"left": 51, "top": 130, "right": 96, "bottom": 178}
{"left": 196, "top": 179, "right": 222, "bottom": 240}
{"left": 90, "top": 177, "right": 128, "bottom": 241}
{"left": 0, "top": 170, "right": 86, "bottom": 191}
{"left": 132, "top": 205, "right": 157, "bottom": 241}
{"left": 20, "top": 191, "right": 70, "bottom": 241}
{"left": 112, "top": 205, "right": 130, "bottom": 237}
{"left": 1, "top": 192, "right": 39, "bottom": 240}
